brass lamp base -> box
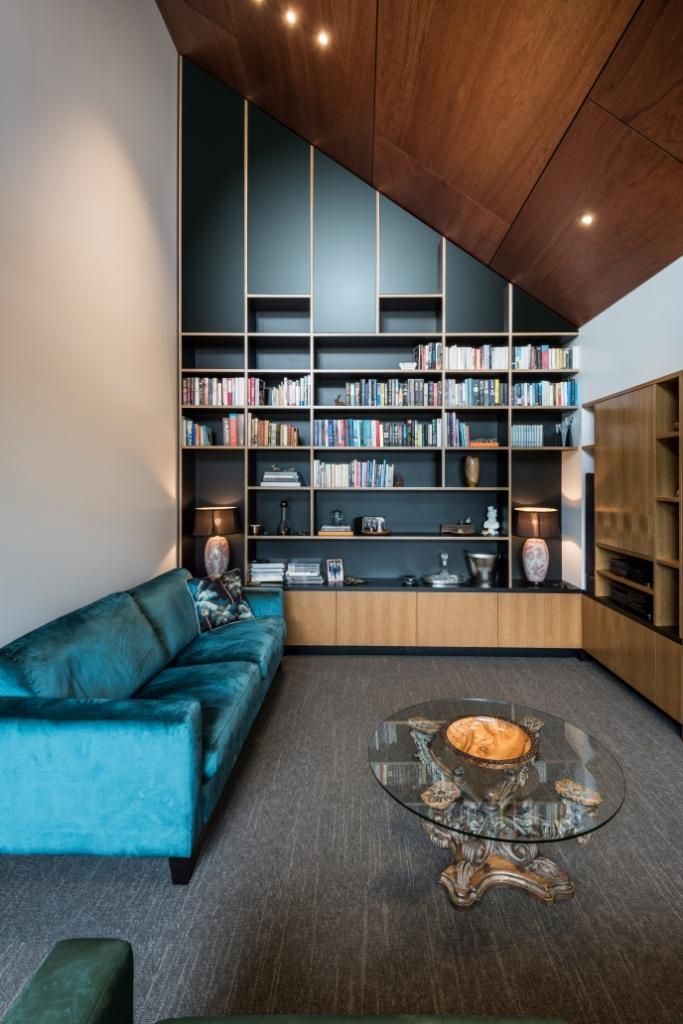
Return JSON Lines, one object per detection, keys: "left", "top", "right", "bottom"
{"left": 421, "top": 820, "right": 575, "bottom": 908}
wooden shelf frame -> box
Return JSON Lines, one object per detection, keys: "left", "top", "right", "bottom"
{"left": 178, "top": 68, "right": 580, "bottom": 587}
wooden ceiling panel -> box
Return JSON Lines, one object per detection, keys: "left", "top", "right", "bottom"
{"left": 157, "top": 0, "right": 683, "bottom": 324}
{"left": 375, "top": 0, "right": 640, "bottom": 225}
{"left": 373, "top": 136, "right": 508, "bottom": 264}
{"left": 158, "top": 0, "right": 376, "bottom": 181}
{"left": 591, "top": 0, "right": 683, "bottom": 162}
{"left": 491, "top": 101, "right": 683, "bottom": 325}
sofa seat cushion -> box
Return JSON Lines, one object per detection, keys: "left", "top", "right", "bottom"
{"left": 0, "top": 593, "right": 166, "bottom": 700}
{"left": 136, "top": 661, "right": 261, "bottom": 779}
{"left": 171, "top": 616, "right": 284, "bottom": 680}
{"left": 129, "top": 568, "right": 197, "bottom": 660}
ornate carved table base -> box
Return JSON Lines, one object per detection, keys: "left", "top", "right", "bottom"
{"left": 421, "top": 821, "right": 575, "bottom": 909}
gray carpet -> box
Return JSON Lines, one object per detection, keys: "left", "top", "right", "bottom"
{"left": 1, "top": 654, "right": 682, "bottom": 1024}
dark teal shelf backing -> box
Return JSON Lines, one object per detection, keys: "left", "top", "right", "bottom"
{"left": 379, "top": 196, "right": 441, "bottom": 295}
{"left": 513, "top": 288, "right": 576, "bottom": 333}
{"left": 182, "top": 62, "right": 244, "bottom": 333}
{"left": 314, "top": 152, "right": 376, "bottom": 333}
{"left": 248, "top": 107, "right": 310, "bottom": 295}
{"left": 445, "top": 242, "right": 508, "bottom": 333}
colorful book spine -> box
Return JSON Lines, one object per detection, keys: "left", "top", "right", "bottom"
{"left": 313, "top": 459, "right": 395, "bottom": 488}
{"left": 248, "top": 376, "right": 311, "bottom": 407}
{"left": 313, "top": 418, "right": 441, "bottom": 448}
{"left": 445, "top": 378, "right": 508, "bottom": 407}
{"left": 247, "top": 415, "right": 300, "bottom": 447}
{"left": 182, "top": 377, "right": 245, "bottom": 406}
{"left": 446, "top": 345, "right": 508, "bottom": 369}
{"left": 511, "top": 380, "right": 577, "bottom": 406}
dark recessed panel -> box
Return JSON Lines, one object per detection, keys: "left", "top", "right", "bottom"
{"left": 591, "top": 0, "right": 683, "bottom": 163}
{"left": 182, "top": 60, "right": 244, "bottom": 332}
{"left": 379, "top": 195, "right": 441, "bottom": 295}
{"left": 249, "top": 537, "right": 506, "bottom": 583}
{"left": 181, "top": 449, "right": 245, "bottom": 575}
{"left": 248, "top": 106, "right": 310, "bottom": 295}
{"left": 510, "top": 450, "right": 562, "bottom": 582}
{"left": 314, "top": 152, "right": 376, "bottom": 333}
{"left": 512, "top": 288, "right": 575, "bottom": 334}
{"left": 446, "top": 243, "right": 508, "bottom": 333}
{"left": 315, "top": 491, "right": 508, "bottom": 537}
{"left": 492, "top": 101, "right": 683, "bottom": 326}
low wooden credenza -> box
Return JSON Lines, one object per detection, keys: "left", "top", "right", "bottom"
{"left": 284, "top": 588, "right": 582, "bottom": 650}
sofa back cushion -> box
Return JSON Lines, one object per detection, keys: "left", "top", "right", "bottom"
{"left": 0, "top": 592, "right": 166, "bottom": 699}
{"left": 129, "top": 568, "right": 198, "bottom": 659}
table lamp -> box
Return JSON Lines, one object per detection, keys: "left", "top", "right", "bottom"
{"left": 514, "top": 506, "right": 559, "bottom": 585}
{"left": 193, "top": 506, "right": 240, "bottom": 577}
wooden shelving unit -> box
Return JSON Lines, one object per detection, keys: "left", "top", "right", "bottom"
{"left": 179, "top": 59, "right": 580, "bottom": 590}
{"left": 585, "top": 370, "right": 682, "bottom": 723}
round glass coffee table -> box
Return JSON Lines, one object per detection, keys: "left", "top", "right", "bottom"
{"left": 368, "top": 697, "right": 625, "bottom": 909}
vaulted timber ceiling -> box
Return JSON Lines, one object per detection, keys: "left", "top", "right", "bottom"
{"left": 156, "top": 0, "right": 683, "bottom": 327}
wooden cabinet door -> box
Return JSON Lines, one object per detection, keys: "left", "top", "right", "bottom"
{"left": 498, "top": 594, "right": 581, "bottom": 648}
{"left": 416, "top": 593, "right": 498, "bottom": 646}
{"left": 595, "top": 387, "right": 655, "bottom": 556}
{"left": 655, "top": 633, "right": 682, "bottom": 723}
{"left": 583, "top": 597, "right": 657, "bottom": 702}
{"left": 336, "top": 592, "right": 417, "bottom": 646}
{"left": 284, "top": 591, "right": 336, "bottom": 645}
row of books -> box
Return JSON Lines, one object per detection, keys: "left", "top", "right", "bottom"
{"left": 182, "top": 376, "right": 245, "bottom": 407}
{"left": 447, "top": 345, "right": 508, "bottom": 370}
{"left": 182, "top": 414, "right": 244, "bottom": 447}
{"left": 511, "top": 424, "right": 544, "bottom": 448}
{"left": 445, "top": 379, "right": 508, "bottom": 407}
{"left": 248, "top": 415, "right": 300, "bottom": 447}
{"left": 512, "top": 345, "right": 577, "bottom": 370}
{"left": 413, "top": 342, "right": 443, "bottom": 370}
{"left": 313, "top": 418, "right": 442, "bottom": 448}
{"left": 341, "top": 378, "right": 441, "bottom": 407}
{"left": 247, "top": 376, "right": 311, "bottom": 407}
{"left": 313, "top": 459, "right": 395, "bottom": 488}
{"left": 445, "top": 414, "right": 500, "bottom": 448}
{"left": 511, "top": 380, "right": 577, "bottom": 407}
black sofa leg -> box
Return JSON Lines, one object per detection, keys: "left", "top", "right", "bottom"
{"left": 169, "top": 853, "right": 196, "bottom": 885}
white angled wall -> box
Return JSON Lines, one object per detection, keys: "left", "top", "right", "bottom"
{"left": 0, "top": 0, "right": 178, "bottom": 645}
{"left": 562, "top": 255, "right": 683, "bottom": 585}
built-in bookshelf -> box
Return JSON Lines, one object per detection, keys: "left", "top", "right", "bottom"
{"left": 179, "top": 60, "right": 580, "bottom": 588}
{"left": 589, "top": 371, "right": 682, "bottom": 640}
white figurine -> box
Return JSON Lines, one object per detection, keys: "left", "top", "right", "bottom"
{"left": 482, "top": 506, "right": 500, "bottom": 536}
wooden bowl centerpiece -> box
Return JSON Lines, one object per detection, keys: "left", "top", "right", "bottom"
{"left": 443, "top": 715, "right": 538, "bottom": 772}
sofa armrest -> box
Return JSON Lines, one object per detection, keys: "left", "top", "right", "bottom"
{"left": 4, "top": 939, "right": 133, "bottom": 1024}
{"left": 244, "top": 587, "right": 284, "bottom": 618}
{"left": 0, "top": 697, "right": 202, "bottom": 857}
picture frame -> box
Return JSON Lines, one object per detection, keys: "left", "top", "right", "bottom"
{"left": 326, "top": 558, "right": 344, "bottom": 585}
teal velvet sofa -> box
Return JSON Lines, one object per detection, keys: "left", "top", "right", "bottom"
{"left": 2, "top": 940, "right": 569, "bottom": 1024}
{"left": 0, "top": 569, "right": 284, "bottom": 883}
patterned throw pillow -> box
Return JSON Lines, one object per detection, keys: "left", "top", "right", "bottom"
{"left": 186, "top": 570, "right": 253, "bottom": 633}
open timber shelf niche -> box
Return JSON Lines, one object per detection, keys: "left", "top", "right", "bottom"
{"left": 179, "top": 59, "right": 580, "bottom": 593}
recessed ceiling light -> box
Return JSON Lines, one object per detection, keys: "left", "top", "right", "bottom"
{"left": 579, "top": 212, "right": 595, "bottom": 226}
{"left": 284, "top": 8, "right": 297, "bottom": 24}
{"left": 317, "top": 30, "right": 330, "bottom": 47}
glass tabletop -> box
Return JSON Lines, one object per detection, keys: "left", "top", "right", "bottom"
{"left": 368, "top": 698, "right": 625, "bottom": 844}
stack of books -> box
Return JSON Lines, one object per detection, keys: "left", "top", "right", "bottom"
{"left": 318, "top": 521, "right": 354, "bottom": 537}
{"left": 260, "top": 469, "right": 302, "bottom": 488}
{"left": 249, "top": 561, "right": 286, "bottom": 585}
{"left": 286, "top": 559, "right": 324, "bottom": 585}
{"left": 511, "top": 380, "right": 577, "bottom": 406}
{"left": 445, "top": 414, "right": 500, "bottom": 448}
{"left": 512, "top": 345, "right": 577, "bottom": 370}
